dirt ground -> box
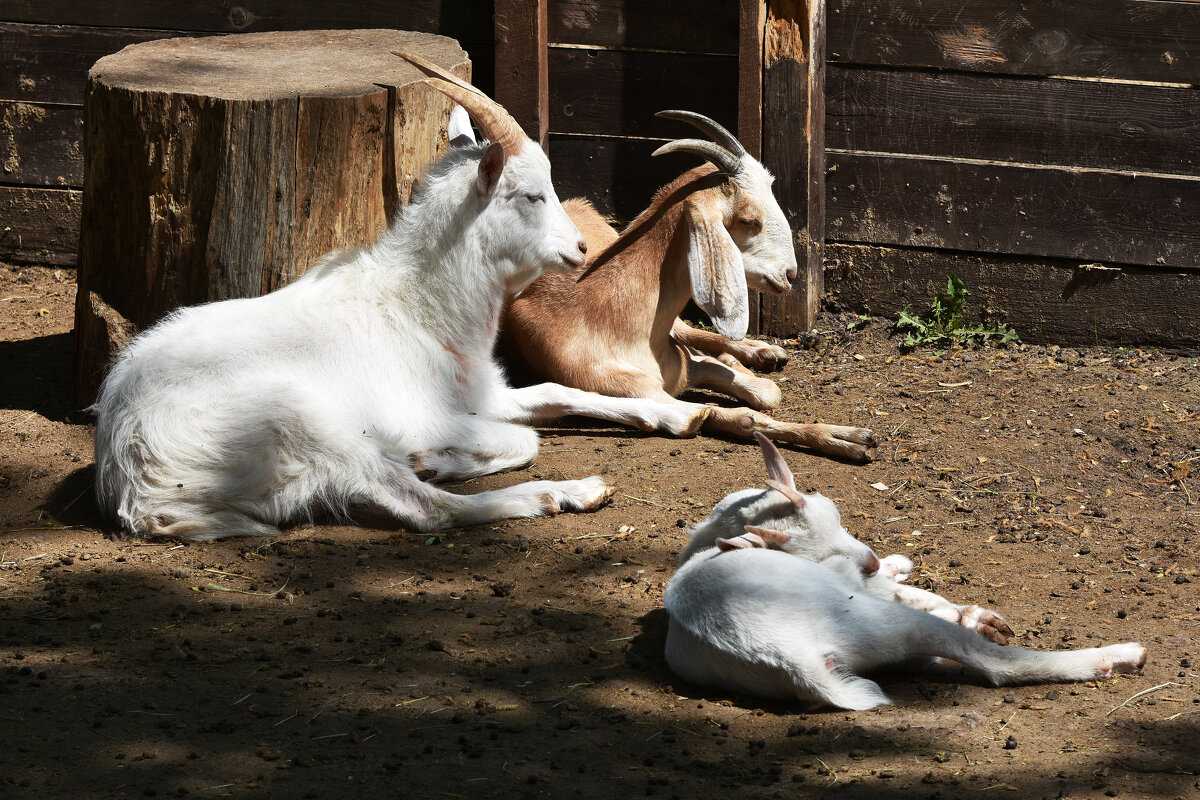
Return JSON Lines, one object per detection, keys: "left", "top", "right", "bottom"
{"left": 1, "top": 261, "right": 1198, "bottom": 800}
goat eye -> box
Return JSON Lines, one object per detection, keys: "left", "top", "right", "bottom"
{"left": 737, "top": 216, "right": 762, "bottom": 230}
{"left": 525, "top": 193, "right": 546, "bottom": 204}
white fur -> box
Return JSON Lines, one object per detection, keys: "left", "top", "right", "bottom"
{"left": 663, "top": 435, "right": 1146, "bottom": 709}
{"left": 91, "top": 110, "right": 693, "bottom": 540}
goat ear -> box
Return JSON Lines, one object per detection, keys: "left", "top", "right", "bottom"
{"left": 685, "top": 205, "right": 748, "bottom": 340}
{"left": 743, "top": 525, "right": 791, "bottom": 547}
{"left": 476, "top": 141, "right": 506, "bottom": 197}
{"left": 448, "top": 105, "right": 477, "bottom": 147}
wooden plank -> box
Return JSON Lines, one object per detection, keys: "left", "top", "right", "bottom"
{"left": 827, "top": 67, "right": 1200, "bottom": 176}
{"left": 759, "top": 0, "right": 825, "bottom": 336}
{"left": 826, "top": 151, "right": 1200, "bottom": 269}
{"left": 739, "top": 0, "right": 766, "bottom": 335}
{"left": 1, "top": 1, "right": 495, "bottom": 44}
{"left": 737, "top": 0, "right": 764, "bottom": 159}
{"left": 825, "top": 242, "right": 1200, "bottom": 347}
{"left": 827, "top": 0, "right": 1200, "bottom": 83}
{"left": 1, "top": 22, "right": 186, "bottom": 105}
{"left": 495, "top": 0, "right": 549, "bottom": 152}
{"left": 0, "top": 186, "right": 80, "bottom": 265}
{"left": 547, "top": 133, "right": 690, "bottom": 222}
{"left": 547, "top": 48, "right": 737, "bottom": 139}
{"left": 0, "top": 101, "right": 82, "bottom": 186}
{"left": 549, "top": 0, "right": 738, "bottom": 53}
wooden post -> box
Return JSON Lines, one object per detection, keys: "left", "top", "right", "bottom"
{"left": 494, "top": 0, "right": 550, "bottom": 152}
{"left": 743, "top": 0, "right": 826, "bottom": 336}
{"left": 73, "top": 30, "right": 470, "bottom": 406}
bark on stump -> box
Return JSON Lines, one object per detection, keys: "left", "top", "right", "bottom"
{"left": 74, "top": 29, "right": 470, "bottom": 405}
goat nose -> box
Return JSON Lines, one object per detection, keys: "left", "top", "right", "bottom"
{"left": 577, "top": 239, "right": 588, "bottom": 255}
{"left": 786, "top": 265, "right": 798, "bottom": 282}
{"left": 862, "top": 551, "right": 880, "bottom": 578}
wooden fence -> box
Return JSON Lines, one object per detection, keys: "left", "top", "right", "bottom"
{"left": 3, "top": 0, "right": 1198, "bottom": 344}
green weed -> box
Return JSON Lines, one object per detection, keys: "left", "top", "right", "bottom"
{"left": 896, "top": 276, "right": 1018, "bottom": 351}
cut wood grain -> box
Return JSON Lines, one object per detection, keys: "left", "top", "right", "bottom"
{"left": 827, "top": 67, "right": 1200, "bottom": 175}
{"left": 826, "top": 151, "right": 1200, "bottom": 270}
{"left": 827, "top": 0, "right": 1200, "bottom": 83}
{"left": 825, "top": 242, "right": 1200, "bottom": 346}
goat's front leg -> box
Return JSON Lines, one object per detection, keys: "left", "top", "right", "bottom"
{"left": 701, "top": 406, "right": 877, "bottom": 463}
{"left": 492, "top": 383, "right": 711, "bottom": 438}
{"left": 684, "top": 349, "right": 781, "bottom": 411}
{"left": 866, "top": 562, "right": 1014, "bottom": 645}
{"left": 672, "top": 319, "right": 789, "bottom": 372}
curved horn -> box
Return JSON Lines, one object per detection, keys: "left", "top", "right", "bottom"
{"left": 392, "top": 50, "right": 526, "bottom": 157}
{"left": 743, "top": 526, "right": 791, "bottom": 547}
{"left": 652, "top": 139, "right": 742, "bottom": 176}
{"left": 656, "top": 110, "right": 747, "bottom": 160}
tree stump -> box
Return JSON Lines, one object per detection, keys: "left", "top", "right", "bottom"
{"left": 73, "top": 29, "right": 470, "bottom": 405}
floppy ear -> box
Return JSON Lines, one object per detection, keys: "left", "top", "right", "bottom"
{"left": 476, "top": 141, "right": 505, "bottom": 197}
{"left": 685, "top": 203, "right": 748, "bottom": 340}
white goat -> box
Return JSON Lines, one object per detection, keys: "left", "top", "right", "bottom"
{"left": 664, "top": 433, "right": 1146, "bottom": 710}
{"left": 91, "top": 55, "right": 707, "bottom": 541}
{"left": 498, "top": 113, "right": 877, "bottom": 462}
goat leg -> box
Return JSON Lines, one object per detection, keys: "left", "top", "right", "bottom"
{"left": 493, "top": 383, "right": 710, "bottom": 437}
{"left": 702, "top": 406, "right": 877, "bottom": 463}
{"left": 672, "top": 319, "right": 788, "bottom": 372}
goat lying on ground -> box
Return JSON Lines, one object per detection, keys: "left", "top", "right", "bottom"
{"left": 91, "top": 56, "right": 708, "bottom": 540}
{"left": 663, "top": 433, "right": 1146, "bottom": 710}
{"left": 501, "top": 112, "right": 878, "bottom": 462}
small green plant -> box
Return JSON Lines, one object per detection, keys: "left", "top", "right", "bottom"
{"left": 846, "top": 313, "right": 871, "bottom": 332}
{"left": 896, "top": 276, "right": 1018, "bottom": 351}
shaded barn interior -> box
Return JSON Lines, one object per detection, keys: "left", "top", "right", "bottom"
{"left": 2, "top": 0, "right": 1197, "bottom": 344}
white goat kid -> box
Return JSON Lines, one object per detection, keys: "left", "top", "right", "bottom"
{"left": 664, "top": 433, "right": 1146, "bottom": 710}
{"left": 92, "top": 55, "right": 705, "bottom": 541}
{"left": 500, "top": 112, "right": 877, "bottom": 462}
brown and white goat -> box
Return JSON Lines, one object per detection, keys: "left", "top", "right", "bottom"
{"left": 501, "top": 112, "right": 877, "bottom": 462}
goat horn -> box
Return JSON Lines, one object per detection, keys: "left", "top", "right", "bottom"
{"left": 392, "top": 50, "right": 526, "bottom": 157}
{"left": 764, "top": 478, "right": 806, "bottom": 510}
{"left": 656, "top": 110, "right": 747, "bottom": 160}
{"left": 652, "top": 139, "right": 742, "bottom": 176}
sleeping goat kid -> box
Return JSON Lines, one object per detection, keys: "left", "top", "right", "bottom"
{"left": 663, "top": 433, "right": 1146, "bottom": 710}
{"left": 92, "top": 56, "right": 707, "bottom": 541}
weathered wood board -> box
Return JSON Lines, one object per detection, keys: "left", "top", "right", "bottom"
{"left": 827, "top": 67, "right": 1200, "bottom": 175}
{"left": 826, "top": 243, "right": 1200, "bottom": 347}
{"left": 0, "top": 102, "right": 83, "bottom": 186}
{"left": 827, "top": 0, "right": 1200, "bottom": 83}
{"left": 827, "top": 152, "right": 1200, "bottom": 270}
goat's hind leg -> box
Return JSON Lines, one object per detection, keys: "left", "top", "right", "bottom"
{"left": 363, "top": 451, "right": 615, "bottom": 532}
{"left": 684, "top": 349, "right": 782, "bottom": 411}
{"left": 413, "top": 417, "right": 541, "bottom": 482}
{"left": 703, "top": 406, "right": 877, "bottom": 463}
